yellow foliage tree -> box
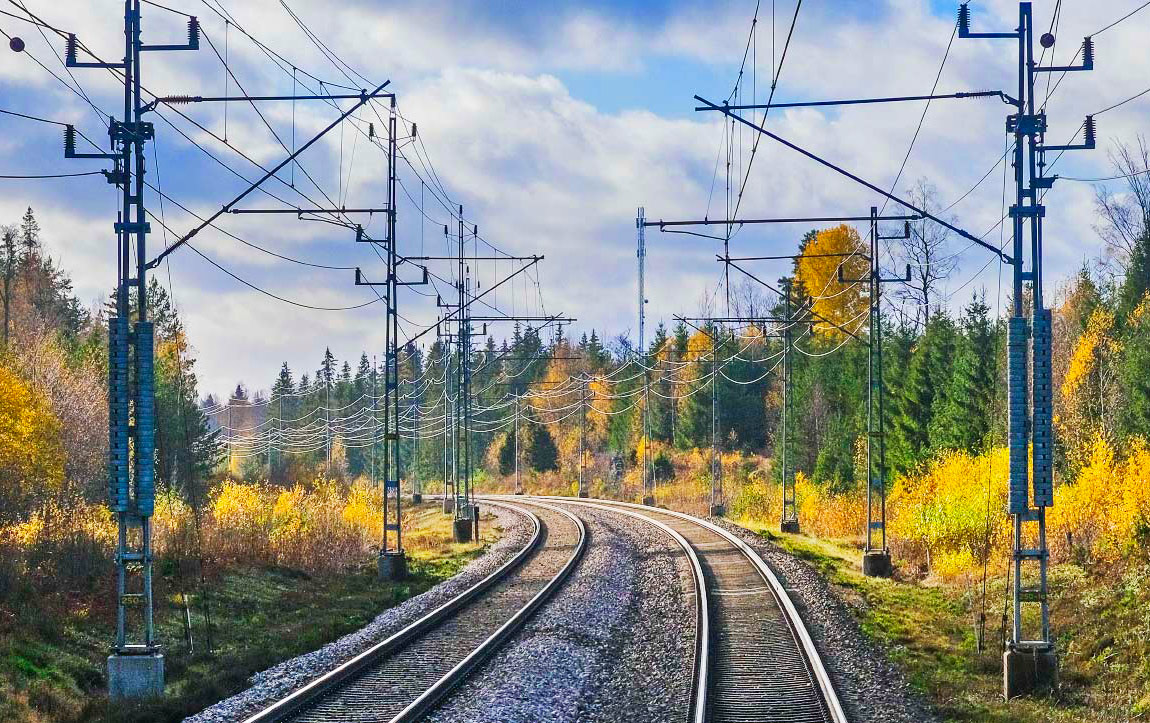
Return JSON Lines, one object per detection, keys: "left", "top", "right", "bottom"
{"left": 794, "top": 225, "right": 868, "bottom": 337}
{"left": 1059, "top": 306, "right": 1121, "bottom": 472}
{"left": 1047, "top": 434, "right": 1150, "bottom": 563}
{"left": 0, "top": 364, "right": 65, "bottom": 521}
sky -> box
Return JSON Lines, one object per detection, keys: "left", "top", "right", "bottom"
{"left": 1, "top": 0, "right": 1148, "bottom": 399}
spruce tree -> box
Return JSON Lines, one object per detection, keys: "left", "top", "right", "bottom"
{"left": 527, "top": 422, "right": 559, "bottom": 472}
{"left": 930, "top": 293, "right": 995, "bottom": 452}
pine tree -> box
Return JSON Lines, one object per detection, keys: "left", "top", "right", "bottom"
{"left": 526, "top": 422, "right": 559, "bottom": 472}
{"left": 1117, "top": 231, "right": 1150, "bottom": 324}
{"left": 354, "top": 353, "right": 371, "bottom": 398}
{"left": 930, "top": 293, "right": 996, "bottom": 452}
{"left": 586, "top": 329, "right": 608, "bottom": 369}
{"left": 1, "top": 226, "right": 16, "bottom": 347}
{"left": 497, "top": 431, "right": 516, "bottom": 476}
{"left": 19, "top": 207, "right": 39, "bottom": 260}
{"left": 1120, "top": 292, "right": 1150, "bottom": 440}
{"left": 891, "top": 314, "right": 957, "bottom": 471}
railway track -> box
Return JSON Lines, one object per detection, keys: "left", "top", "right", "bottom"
{"left": 243, "top": 500, "right": 586, "bottom": 723}
{"left": 525, "top": 496, "right": 848, "bottom": 723}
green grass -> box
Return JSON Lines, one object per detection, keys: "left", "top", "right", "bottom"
{"left": 0, "top": 504, "right": 502, "bottom": 723}
{"left": 742, "top": 523, "right": 1150, "bottom": 723}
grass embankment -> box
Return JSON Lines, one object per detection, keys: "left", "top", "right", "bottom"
{"left": 0, "top": 503, "right": 501, "bottom": 723}
{"left": 739, "top": 521, "right": 1150, "bottom": 723}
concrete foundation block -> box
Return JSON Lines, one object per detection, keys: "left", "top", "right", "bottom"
{"left": 514, "top": 489, "right": 525, "bottom": 495}
{"left": 453, "top": 516, "right": 473, "bottom": 543}
{"left": 1004, "top": 647, "right": 1058, "bottom": 699}
{"left": 578, "top": 490, "right": 589, "bottom": 498}
{"left": 780, "top": 519, "right": 800, "bottom": 534}
{"left": 642, "top": 495, "right": 655, "bottom": 506}
{"left": 107, "top": 652, "right": 164, "bottom": 700}
{"left": 862, "top": 550, "right": 893, "bottom": 578}
{"left": 412, "top": 493, "right": 423, "bottom": 504}
{"left": 378, "top": 550, "right": 407, "bottom": 581}
{"left": 442, "top": 497, "right": 455, "bottom": 514}
{"left": 709, "top": 503, "right": 726, "bottom": 517}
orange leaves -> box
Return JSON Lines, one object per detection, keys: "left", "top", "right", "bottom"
{"left": 794, "top": 225, "right": 868, "bottom": 338}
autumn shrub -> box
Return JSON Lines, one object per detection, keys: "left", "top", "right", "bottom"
{"left": 0, "top": 364, "right": 65, "bottom": 523}
{"left": 0, "top": 498, "right": 114, "bottom": 599}
{"left": 887, "top": 448, "right": 1010, "bottom": 580}
{"left": 796, "top": 472, "right": 866, "bottom": 541}
{"left": 1047, "top": 434, "right": 1150, "bottom": 564}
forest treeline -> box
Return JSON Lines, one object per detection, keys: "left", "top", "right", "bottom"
{"left": 2, "top": 142, "right": 1149, "bottom": 607}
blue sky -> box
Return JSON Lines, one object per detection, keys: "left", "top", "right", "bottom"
{"left": 1, "top": 0, "right": 1147, "bottom": 397}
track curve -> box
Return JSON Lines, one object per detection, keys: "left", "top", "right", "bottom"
{"left": 243, "top": 500, "right": 586, "bottom": 723}
{"left": 531, "top": 496, "right": 848, "bottom": 723}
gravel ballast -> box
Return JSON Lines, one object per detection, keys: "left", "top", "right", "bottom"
{"left": 186, "top": 504, "right": 532, "bottom": 723}
{"left": 423, "top": 501, "right": 696, "bottom": 723}
{"left": 711, "top": 518, "right": 941, "bottom": 723}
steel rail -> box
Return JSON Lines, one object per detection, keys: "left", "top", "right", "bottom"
{"left": 391, "top": 500, "right": 587, "bottom": 721}
{"left": 539, "top": 496, "right": 849, "bottom": 723}
{"left": 490, "top": 495, "right": 710, "bottom": 723}
{"left": 241, "top": 499, "right": 570, "bottom": 722}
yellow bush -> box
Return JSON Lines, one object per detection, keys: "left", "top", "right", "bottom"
{"left": 1048, "top": 435, "right": 1150, "bottom": 563}
{"left": 0, "top": 365, "right": 66, "bottom": 518}
{"left": 887, "top": 448, "right": 1010, "bottom": 580}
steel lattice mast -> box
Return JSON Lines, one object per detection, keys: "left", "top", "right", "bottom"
{"left": 958, "top": 0, "right": 1095, "bottom": 696}
{"left": 62, "top": 0, "right": 200, "bottom": 697}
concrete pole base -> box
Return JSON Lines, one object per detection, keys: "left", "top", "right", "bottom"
{"left": 442, "top": 497, "right": 455, "bottom": 514}
{"left": 1004, "top": 646, "right": 1058, "bottom": 699}
{"left": 472, "top": 504, "right": 480, "bottom": 540}
{"left": 453, "top": 516, "right": 474, "bottom": 543}
{"left": 780, "top": 519, "right": 800, "bottom": 534}
{"left": 709, "top": 503, "right": 726, "bottom": 517}
{"left": 862, "top": 550, "right": 893, "bottom": 578}
{"left": 412, "top": 493, "right": 423, "bottom": 504}
{"left": 378, "top": 550, "right": 407, "bottom": 581}
{"left": 107, "top": 652, "right": 164, "bottom": 700}
{"left": 514, "top": 489, "right": 525, "bottom": 495}
{"left": 578, "top": 490, "right": 589, "bottom": 498}
{"left": 642, "top": 495, "right": 655, "bottom": 506}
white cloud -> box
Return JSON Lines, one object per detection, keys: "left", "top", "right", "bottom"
{"left": 1, "top": 0, "right": 1147, "bottom": 397}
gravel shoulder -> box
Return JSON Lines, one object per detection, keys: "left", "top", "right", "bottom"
{"left": 186, "top": 504, "right": 532, "bottom": 723}
{"left": 710, "top": 518, "right": 941, "bottom": 723}
{"left": 424, "top": 502, "right": 696, "bottom": 723}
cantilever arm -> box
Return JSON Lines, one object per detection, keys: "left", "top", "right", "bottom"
{"left": 146, "top": 81, "right": 391, "bottom": 270}
{"left": 694, "top": 95, "right": 1013, "bottom": 265}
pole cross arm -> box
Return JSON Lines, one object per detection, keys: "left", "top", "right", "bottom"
{"left": 695, "top": 90, "right": 1018, "bottom": 112}
{"left": 647, "top": 213, "right": 920, "bottom": 228}
{"left": 957, "top": 4, "right": 1020, "bottom": 39}
{"left": 65, "top": 34, "right": 124, "bottom": 68}
{"left": 146, "top": 81, "right": 391, "bottom": 270}
{"left": 63, "top": 126, "right": 118, "bottom": 160}
{"left": 693, "top": 95, "right": 1013, "bottom": 265}
{"left": 140, "top": 17, "right": 200, "bottom": 52}
{"left": 1038, "top": 117, "right": 1096, "bottom": 152}
{"left": 229, "top": 207, "right": 391, "bottom": 216}
{"left": 397, "top": 265, "right": 430, "bottom": 286}
{"left": 1033, "top": 38, "right": 1094, "bottom": 73}
{"left": 469, "top": 316, "right": 576, "bottom": 323}
{"left": 353, "top": 269, "right": 389, "bottom": 298}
